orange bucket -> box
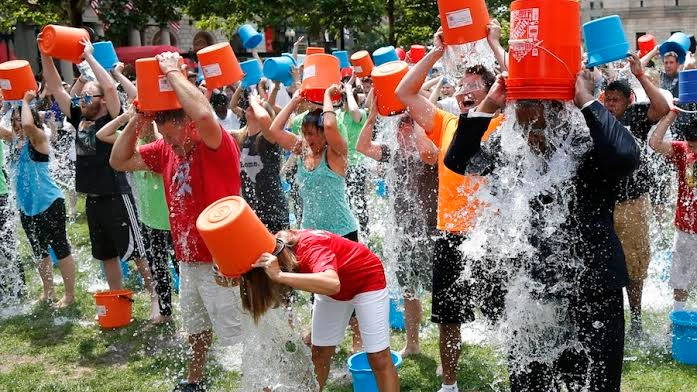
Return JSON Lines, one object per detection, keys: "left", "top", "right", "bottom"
{"left": 371, "top": 61, "right": 409, "bottom": 116}
{"left": 0, "top": 60, "right": 38, "bottom": 101}
{"left": 437, "top": 0, "right": 490, "bottom": 45}
{"left": 135, "top": 57, "right": 183, "bottom": 112}
{"left": 196, "top": 196, "right": 276, "bottom": 278}
{"left": 506, "top": 0, "right": 581, "bottom": 101}
{"left": 38, "top": 25, "right": 90, "bottom": 64}
{"left": 301, "top": 54, "right": 341, "bottom": 104}
{"left": 350, "top": 50, "right": 374, "bottom": 77}
{"left": 196, "top": 42, "right": 244, "bottom": 90}
{"left": 94, "top": 289, "right": 134, "bottom": 329}
{"left": 306, "top": 47, "right": 325, "bottom": 55}
{"left": 638, "top": 34, "right": 656, "bottom": 58}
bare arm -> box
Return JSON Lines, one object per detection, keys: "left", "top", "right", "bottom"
{"left": 70, "top": 76, "right": 86, "bottom": 97}
{"left": 292, "top": 35, "right": 305, "bottom": 63}
{"left": 111, "top": 62, "right": 137, "bottom": 101}
{"left": 429, "top": 77, "right": 444, "bottom": 104}
{"left": 253, "top": 253, "right": 340, "bottom": 296}
{"left": 323, "top": 85, "right": 348, "bottom": 158}
{"left": 81, "top": 39, "right": 121, "bottom": 119}
{"left": 355, "top": 103, "right": 382, "bottom": 161}
{"left": 157, "top": 52, "right": 222, "bottom": 150}
{"left": 230, "top": 83, "right": 245, "bottom": 119}
{"left": 628, "top": 53, "right": 669, "bottom": 121}
{"left": 37, "top": 42, "right": 72, "bottom": 115}
{"left": 413, "top": 123, "right": 439, "bottom": 165}
{"left": 344, "top": 80, "right": 363, "bottom": 124}
{"left": 648, "top": 109, "right": 677, "bottom": 157}
{"left": 249, "top": 95, "right": 273, "bottom": 138}
{"left": 265, "top": 93, "right": 302, "bottom": 151}
{"left": 21, "top": 91, "right": 50, "bottom": 155}
{"left": 110, "top": 113, "right": 150, "bottom": 172}
{"left": 487, "top": 19, "right": 508, "bottom": 72}
{"left": 97, "top": 109, "right": 132, "bottom": 144}
{"left": 640, "top": 46, "right": 659, "bottom": 68}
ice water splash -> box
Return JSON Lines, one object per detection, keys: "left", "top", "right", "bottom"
{"left": 441, "top": 40, "right": 498, "bottom": 86}
{"left": 456, "top": 101, "right": 593, "bottom": 370}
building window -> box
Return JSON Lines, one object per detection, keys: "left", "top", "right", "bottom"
{"left": 600, "top": 1, "right": 604, "bottom": 8}
{"left": 640, "top": 0, "right": 644, "bottom": 7}
{"left": 590, "top": 1, "right": 594, "bottom": 9}
{"left": 675, "top": 0, "right": 679, "bottom": 5}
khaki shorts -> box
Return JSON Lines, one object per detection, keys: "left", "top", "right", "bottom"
{"left": 614, "top": 194, "right": 651, "bottom": 281}
{"left": 179, "top": 262, "right": 242, "bottom": 345}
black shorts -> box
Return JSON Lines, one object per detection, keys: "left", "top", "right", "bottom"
{"left": 20, "top": 198, "right": 71, "bottom": 260}
{"left": 86, "top": 194, "right": 145, "bottom": 262}
{"left": 431, "top": 231, "right": 475, "bottom": 324}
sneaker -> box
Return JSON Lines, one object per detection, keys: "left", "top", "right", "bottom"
{"left": 173, "top": 381, "right": 206, "bottom": 392}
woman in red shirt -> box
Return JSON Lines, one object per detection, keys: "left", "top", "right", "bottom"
{"left": 240, "top": 229, "right": 399, "bottom": 392}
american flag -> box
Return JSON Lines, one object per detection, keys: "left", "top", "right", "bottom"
{"left": 169, "top": 21, "right": 180, "bottom": 33}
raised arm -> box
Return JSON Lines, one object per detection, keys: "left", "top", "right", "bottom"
{"left": 640, "top": 45, "right": 659, "bottom": 68}
{"left": 413, "top": 123, "right": 439, "bottom": 165}
{"left": 111, "top": 62, "right": 137, "bottom": 102}
{"left": 395, "top": 28, "right": 445, "bottom": 133}
{"left": 97, "top": 106, "right": 133, "bottom": 144}
{"left": 628, "top": 53, "right": 669, "bottom": 122}
{"left": 230, "top": 83, "right": 245, "bottom": 119}
{"left": 81, "top": 39, "right": 121, "bottom": 119}
{"left": 37, "top": 37, "right": 71, "bottom": 115}
{"left": 344, "top": 78, "right": 363, "bottom": 124}
{"left": 265, "top": 92, "right": 302, "bottom": 151}
{"left": 21, "top": 91, "right": 50, "bottom": 155}
{"left": 487, "top": 19, "right": 508, "bottom": 72}
{"left": 649, "top": 108, "right": 677, "bottom": 157}
{"left": 70, "top": 76, "right": 86, "bottom": 97}
{"left": 355, "top": 102, "right": 382, "bottom": 161}
{"left": 110, "top": 112, "right": 150, "bottom": 172}
{"left": 292, "top": 35, "right": 305, "bottom": 63}
{"left": 430, "top": 77, "right": 444, "bottom": 104}
{"left": 249, "top": 95, "right": 273, "bottom": 138}
{"left": 156, "top": 51, "right": 222, "bottom": 150}
{"left": 323, "top": 85, "right": 348, "bottom": 158}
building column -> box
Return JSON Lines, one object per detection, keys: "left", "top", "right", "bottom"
{"left": 159, "top": 26, "right": 171, "bottom": 45}
{"left": 129, "top": 28, "right": 142, "bottom": 46}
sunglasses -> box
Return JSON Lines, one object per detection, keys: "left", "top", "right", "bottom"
{"left": 71, "top": 94, "right": 103, "bottom": 106}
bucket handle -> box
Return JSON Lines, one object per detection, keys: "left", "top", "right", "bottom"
{"left": 117, "top": 294, "right": 135, "bottom": 303}
{"left": 508, "top": 39, "right": 576, "bottom": 79}
{"left": 675, "top": 106, "right": 697, "bottom": 114}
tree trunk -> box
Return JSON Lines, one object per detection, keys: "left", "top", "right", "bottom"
{"left": 387, "top": 0, "right": 395, "bottom": 45}
{"left": 70, "top": 0, "right": 84, "bottom": 27}
{"left": 339, "top": 25, "right": 345, "bottom": 50}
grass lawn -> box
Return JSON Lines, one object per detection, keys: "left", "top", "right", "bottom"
{"left": 1, "top": 197, "right": 696, "bottom": 391}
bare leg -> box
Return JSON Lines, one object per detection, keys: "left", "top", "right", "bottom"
{"left": 103, "top": 257, "right": 122, "bottom": 290}
{"left": 350, "top": 316, "right": 363, "bottom": 353}
{"left": 134, "top": 257, "right": 160, "bottom": 320}
{"left": 439, "top": 323, "right": 461, "bottom": 386}
{"left": 187, "top": 330, "right": 213, "bottom": 384}
{"left": 627, "top": 279, "right": 644, "bottom": 336}
{"left": 55, "top": 254, "right": 77, "bottom": 308}
{"left": 400, "top": 296, "right": 422, "bottom": 357}
{"left": 368, "top": 348, "right": 400, "bottom": 392}
{"left": 675, "top": 289, "right": 689, "bottom": 303}
{"left": 37, "top": 256, "right": 54, "bottom": 302}
{"left": 311, "top": 345, "right": 335, "bottom": 391}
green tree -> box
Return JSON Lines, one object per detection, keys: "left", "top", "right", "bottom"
{"left": 96, "top": 0, "right": 181, "bottom": 45}
{"left": 0, "top": 0, "right": 86, "bottom": 33}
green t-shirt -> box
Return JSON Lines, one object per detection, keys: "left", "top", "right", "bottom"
{"left": 133, "top": 170, "right": 170, "bottom": 231}
{"left": 0, "top": 140, "right": 7, "bottom": 195}
{"left": 290, "top": 109, "right": 367, "bottom": 165}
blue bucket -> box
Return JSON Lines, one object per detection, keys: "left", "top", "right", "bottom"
{"left": 93, "top": 41, "right": 119, "bottom": 71}
{"left": 583, "top": 15, "right": 629, "bottom": 68}
{"left": 283, "top": 52, "right": 306, "bottom": 66}
{"left": 671, "top": 310, "right": 697, "bottom": 365}
{"left": 374, "top": 178, "right": 387, "bottom": 198}
{"left": 238, "top": 24, "right": 263, "bottom": 49}
{"left": 660, "top": 32, "right": 691, "bottom": 64}
{"left": 679, "top": 69, "right": 697, "bottom": 104}
{"left": 49, "top": 246, "right": 59, "bottom": 266}
{"left": 347, "top": 351, "right": 402, "bottom": 392}
{"left": 240, "top": 59, "right": 262, "bottom": 88}
{"left": 389, "top": 297, "right": 405, "bottom": 330}
{"left": 169, "top": 262, "right": 179, "bottom": 294}
{"left": 264, "top": 56, "right": 295, "bottom": 86}
{"left": 332, "top": 51, "right": 351, "bottom": 69}
{"left": 373, "top": 46, "right": 399, "bottom": 67}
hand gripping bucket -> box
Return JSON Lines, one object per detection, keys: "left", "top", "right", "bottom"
{"left": 583, "top": 15, "right": 629, "bottom": 68}
{"left": 38, "top": 25, "right": 90, "bottom": 64}
{"left": 395, "top": 47, "right": 406, "bottom": 61}
{"left": 135, "top": 57, "right": 183, "bottom": 112}
{"left": 660, "top": 32, "right": 691, "bottom": 64}
{"left": 506, "top": 0, "right": 581, "bottom": 101}
{"left": 197, "top": 42, "right": 244, "bottom": 90}
{"left": 679, "top": 69, "right": 697, "bottom": 104}
{"left": 372, "top": 46, "right": 399, "bottom": 67}
{"left": 264, "top": 56, "right": 295, "bottom": 86}
{"left": 238, "top": 24, "right": 263, "bottom": 49}
{"left": 437, "top": 0, "right": 489, "bottom": 45}
{"left": 407, "top": 45, "right": 426, "bottom": 63}
{"left": 371, "top": 61, "right": 409, "bottom": 116}
{"left": 240, "top": 59, "right": 263, "bottom": 88}
{"left": 196, "top": 196, "right": 277, "bottom": 278}
{"left": 350, "top": 50, "right": 374, "bottom": 77}
{"left": 94, "top": 289, "right": 134, "bottom": 329}
{"left": 0, "top": 60, "right": 38, "bottom": 101}
{"left": 93, "top": 41, "right": 119, "bottom": 71}
{"left": 347, "top": 351, "right": 402, "bottom": 392}
{"left": 332, "top": 51, "right": 351, "bottom": 69}
{"left": 306, "top": 47, "right": 325, "bottom": 56}
{"left": 301, "top": 54, "right": 341, "bottom": 104}
{"left": 671, "top": 310, "right": 697, "bottom": 365}
{"left": 637, "top": 34, "right": 656, "bottom": 58}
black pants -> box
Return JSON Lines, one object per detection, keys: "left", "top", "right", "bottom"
{"left": 0, "top": 194, "right": 25, "bottom": 298}
{"left": 141, "top": 224, "right": 176, "bottom": 316}
{"left": 509, "top": 289, "right": 625, "bottom": 392}
{"left": 346, "top": 165, "right": 369, "bottom": 239}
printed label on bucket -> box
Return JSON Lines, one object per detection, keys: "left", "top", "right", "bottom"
{"left": 446, "top": 9, "right": 473, "bottom": 29}
{"left": 304, "top": 65, "right": 316, "bottom": 79}
{"left": 510, "top": 8, "right": 541, "bottom": 62}
{"left": 0, "top": 79, "right": 11, "bottom": 90}
{"left": 354, "top": 65, "right": 363, "bottom": 73}
{"left": 203, "top": 63, "right": 223, "bottom": 78}
{"left": 158, "top": 76, "right": 174, "bottom": 92}
{"left": 96, "top": 305, "right": 107, "bottom": 317}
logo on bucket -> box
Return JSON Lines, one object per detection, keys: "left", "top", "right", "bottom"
{"left": 96, "top": 305, "right": 107, "bottom": 317}
{"left": 0, "top": 79, "right": 11, "bottom": 90}
{"left": 303, "top": 65, "right": 316, "bottom": 79}
{"left": 446, "top": 8, "right": 474, "bottom": 29}
{"left": 158, "top": 76, "right": 174, "bottom": 92}
{"left": 203, "top": 63, "right": 223, "bottom": 78}
{"left": 510, "top": 8, "right": 540, "bottom": 62}
{"left": 354, "top": 66, "right": 363, "bottom": 74}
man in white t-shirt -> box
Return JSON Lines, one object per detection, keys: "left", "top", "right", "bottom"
{"left": 210, "top": 92, "right": 240, "bottom": 131}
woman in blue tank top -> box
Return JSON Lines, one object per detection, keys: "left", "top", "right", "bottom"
{"left": 263, "top": 86, "right": 359, "bottom": 239}
{"left": 0, "top": 91, "right": 77, "bottom": 308}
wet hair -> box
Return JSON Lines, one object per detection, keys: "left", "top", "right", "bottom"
{"left": 153, "top": 109, "right": 186, "bottom": 125}
{"left": 301, "top": 108, "right": 325, "bottom": 131}
{"left": 605, "top": 79, "right": 632, "bottom": 100}
{"left": 466, "top": 65, "right": 496, "bottom": 91}
{"left": 663, "top": 51, "right": 679, "bottom": 61}
{"left": 210, "top": 92, "right": 229, "bottom": 109}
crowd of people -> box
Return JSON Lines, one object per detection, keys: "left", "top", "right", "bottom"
{"left": 0, "top": 15, "right": 695, "bottom": 392}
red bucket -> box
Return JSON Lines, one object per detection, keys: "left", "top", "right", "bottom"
{"left": 506, "top": 0, "right": 581, "bottom": 101}
{"left": 638, "top": 34, "right": 656, "bottom": 58}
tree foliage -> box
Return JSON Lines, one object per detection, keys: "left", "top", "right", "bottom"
{"left": 0, "top": 0, "right": 79, "bottom": 33}
{"left": 96, "top": 0, "right": 180, "bottom": 45}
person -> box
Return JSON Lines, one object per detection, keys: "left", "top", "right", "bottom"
{"left": 356, "top": 105, "right": 439, "bottom": 357}
{"left": 40, "top": 37, "right": 154, "bottom": 304}
{"left": 0, "top": 91, "right": 77, "bottom": 308}
{"left": 443, "top": 70, "right": 640, "bottom": 392}
{"left": 211, "top": 91, "right": 240, "bottom": 131}
{"left": 649, "top": 108, "right": 697, "bottom": 315}
{"left": 110, "top": 51, "right": 243, "bottom": 392}
{"left": 602, "top": 54, "right": 670, "bottom": 338}
{"left": 239, "top": 229, "right": 399, "bottom": 392}
{"left": 395, "top": 27, "right": 497, "bottom": 392}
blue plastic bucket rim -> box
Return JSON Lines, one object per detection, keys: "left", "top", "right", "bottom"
{"left": 239, "top": 25, "right": 263, "bottom": 49}
{"left": 586, "top": 42, "right": 630, "bottom": 68}
{"left": 347, "top": 351, "right": 403, "bottom": 373}
{"left": 670, "top": 310, "right": 697, "bottom": 328}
